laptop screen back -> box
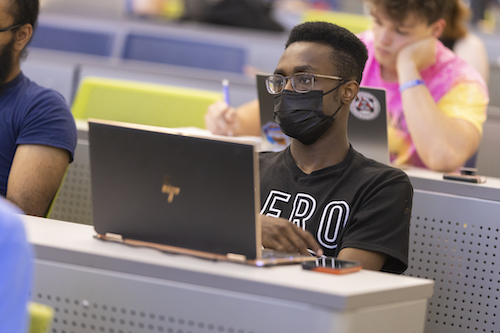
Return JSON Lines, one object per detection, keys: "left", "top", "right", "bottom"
{"left": 89, "top": 120, "right": 260, "bottom": 259}
{"left": 347, "top": 86, "right": 389, "bottom": 164}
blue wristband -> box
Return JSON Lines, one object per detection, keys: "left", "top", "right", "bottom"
{"left": 399, "top": 79, "right": 425, "bottom": 93}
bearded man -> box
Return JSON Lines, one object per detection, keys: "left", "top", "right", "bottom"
{"left": 0, "top": 0, "right": 77, "bottom": 216}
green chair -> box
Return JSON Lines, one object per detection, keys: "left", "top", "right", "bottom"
{"left": 301, "top": 9, "right": 372, "bottom": 34}
{"left": 28, "top": 302, "right": 54, "bottom": 333}
{"left": 71, "top": 76, "right": 222, "bottom": 128}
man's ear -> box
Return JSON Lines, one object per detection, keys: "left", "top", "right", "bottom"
{"left": 13, "top": 24, "right": 33, "bottom": 53}
{"left": 431, "top": 18, "right": 446, "bottom": 39}
{"left": 341, "top": 80, "right": 360, "bottom": 104}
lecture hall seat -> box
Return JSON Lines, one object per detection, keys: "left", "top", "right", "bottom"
{"left": 301, "top": 9, "right": 372, "bottom": 34}
{"left": 29, "top": 24, "right": 116, "bottom": 57}
{"left": 46, "top": 137, "right": 92, "bottom": 225}
{"left": 28, "top": 302, "right": 54, "bottom": 333}
{"left": 121, "top": 33, "right": 247, "bottom": 73}
{"left": 71, "top": 76, "right": 222, "bottom": 128}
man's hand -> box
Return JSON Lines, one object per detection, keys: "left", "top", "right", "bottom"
{"left": 261, "top": 215, "right": 323, "bottom": 256}
{"left": 397, "top": 37, "right": 437, "bottom": 72}
{"left": 204, "top": 100, "right": 238, "bottom": 136}
{"left": 7, "top": 144, "right": 70, "bottom": 217}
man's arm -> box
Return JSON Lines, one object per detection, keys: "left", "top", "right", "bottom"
{"left": 397, "top": 37, "right": 483, "bottom": 172}
{"left": 261, "top": 215, "right": 387, "bottom": 270}
{"left": 6, "top": 144, "right": 70, "bottom": 217}
{"left": 337, "top": 248, "right": 387, "bottom": 271}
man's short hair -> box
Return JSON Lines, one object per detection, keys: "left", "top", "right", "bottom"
{"left": 9, "top": 0, "right": 39, "bottom": 28}
{"left": 364, "top": 0, "right": 451, "bottom": 26}
{"left": 285, "top": 21, "right": 368, "bottom": 83}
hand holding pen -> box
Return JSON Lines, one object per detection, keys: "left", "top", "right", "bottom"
{"left": 204, "top": 79, "right": 237, "bottom": 136}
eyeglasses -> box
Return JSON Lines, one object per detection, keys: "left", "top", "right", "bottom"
{"left": 0, "top": 24, "right": 21, "bottom": 33}
{"left": 266, "top": 73, "right": 343, "bottom": 94}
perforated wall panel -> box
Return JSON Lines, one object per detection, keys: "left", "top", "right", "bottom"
{"left": 35, "top": 292, "right": 257, "bottom": 333}
{"left": 33, "top": 260, "right": 334, "bottom": 333}
{"left": 405, "top": 190, "right": 500, "bottom": 333}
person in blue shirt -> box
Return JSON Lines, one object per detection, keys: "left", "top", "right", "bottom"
{"left": 0, "top": 197, "right": 33, "bottom": 333}
{"left": 0, "top": 0, "right": 77, "bottom": 216}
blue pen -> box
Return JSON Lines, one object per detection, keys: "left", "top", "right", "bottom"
{"left": 222, "top": 79, "right": 230, "bottom": 106}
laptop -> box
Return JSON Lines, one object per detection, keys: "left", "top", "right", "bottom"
{"left": 88, "top": 119, "right": 316, "bottom": 266}
{"left": 256, "top": 74, "right": 390, "bottom": 164}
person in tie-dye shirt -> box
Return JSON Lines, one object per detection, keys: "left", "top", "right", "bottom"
{"left": 361, "top": 0, "right": 488, "bottom": 171}
{"left": 204, "top": 0, "right": 488, "bottom": 172}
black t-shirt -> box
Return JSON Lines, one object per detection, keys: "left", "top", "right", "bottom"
{"left": 259, "top": 146, "right": 413, "bottom": 274}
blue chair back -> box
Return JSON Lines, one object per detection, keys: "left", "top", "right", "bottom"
{"left": 122, "top": 33, "right": 246, "bottom": 73}
{"left": 30, "top": 25, "right": 115, "bottom": 56}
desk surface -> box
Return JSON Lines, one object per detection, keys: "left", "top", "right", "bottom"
{"left": 404, "top": 166, "right": 500, "bottom": 202}
{"left": 24, "top": 215, "right": 433, "bottom": 311}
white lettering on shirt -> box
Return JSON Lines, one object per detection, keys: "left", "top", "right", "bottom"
{"left": 289, "top": 193, "right": 316, "bottom": 230}
{"left": 261, "top": 191, "right": 350, "bottom": 249}
{"left": 260, "top": 190, "right": 291, "bottom": 218}
{"left": 317, "top": 201, "right": 350, "bottom": 249}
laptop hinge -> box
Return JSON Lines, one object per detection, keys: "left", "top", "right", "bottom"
{"left": 226, "top": 253, "right": 247, "bottom": 262}
{"left": 105, "top": 233, "right": 124, "bottom": 242}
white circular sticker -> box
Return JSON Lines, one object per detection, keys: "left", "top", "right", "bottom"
{"left": 350, "top": 91, "right": 381, "bottom": 121}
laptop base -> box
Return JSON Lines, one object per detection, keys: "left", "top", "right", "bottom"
{"left": 95, "top": 233, "right": 317, "bottom": 267}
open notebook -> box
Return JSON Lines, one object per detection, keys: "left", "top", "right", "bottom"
{"left": 88, "top": 119, "right": 316, "bottom": 266}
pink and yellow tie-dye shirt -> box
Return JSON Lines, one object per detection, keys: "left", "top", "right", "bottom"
{"left": 359, "top": 31, "right": 488, "bottom": 168}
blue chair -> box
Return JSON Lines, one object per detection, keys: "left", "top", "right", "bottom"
{"left": 29, "top": 25, "right": 115, "bottom": 56}
{"left": 121, "top": 33, "right": 247, "bottom": 73}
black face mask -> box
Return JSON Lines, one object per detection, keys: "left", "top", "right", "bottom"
{"left": 273, "top": 83, "right": 345, "bottom": 145}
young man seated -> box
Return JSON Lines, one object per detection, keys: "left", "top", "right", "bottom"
{"left": 258, "top": 22, "right": 412, "bottom": 274}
